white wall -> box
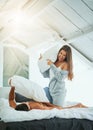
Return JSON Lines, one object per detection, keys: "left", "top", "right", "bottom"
{"left": 65, "top": 54, "right": 93, "bottom": 106}
{"left": 0, "top": 46, "right": 3, "bottom": 87}
{"left": 29, "top": 46, "right": 49, "bottom": 87}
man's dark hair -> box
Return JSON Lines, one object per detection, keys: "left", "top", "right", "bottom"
{"left": 15, "top": 104, "right": 29, "bottom": 111}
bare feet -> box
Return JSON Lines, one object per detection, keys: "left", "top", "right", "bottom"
{"left": 73, "top": 103, "right": 88, "bottom": 108}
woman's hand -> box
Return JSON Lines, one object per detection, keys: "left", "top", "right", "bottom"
{"left": 39, "top": 54, "right": 42, "bottom": 60}
{"left": 47, "top": 59, "right": 53, "bottom": 65}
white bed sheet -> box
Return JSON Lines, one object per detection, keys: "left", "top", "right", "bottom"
{"left": 0, "top": 98, "right": 93, "bottom": 122}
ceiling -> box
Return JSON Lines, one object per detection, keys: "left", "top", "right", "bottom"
{"left": 0, "top": 0, "right": 93, "bottom": 67}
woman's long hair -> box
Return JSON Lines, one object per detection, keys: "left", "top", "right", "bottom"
{"left": 55, "top": 45, "right": 73, "bottom": 80}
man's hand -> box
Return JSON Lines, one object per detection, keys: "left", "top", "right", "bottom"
{"left": 11, "top": 86, "right": 15, "bottom": 90}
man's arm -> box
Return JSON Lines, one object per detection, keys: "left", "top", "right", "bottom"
{"left": 9, "top": 86, "right": 16, "bottom": 108}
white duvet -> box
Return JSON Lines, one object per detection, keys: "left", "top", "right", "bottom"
{"left": 0, "top": 98, "right": 93, "bottom": 122}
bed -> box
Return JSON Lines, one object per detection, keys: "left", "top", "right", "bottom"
{"left": 0, "top": 76, "right": 93, "bottom": 130}
{"left": 0, "top": 97, "right": 93, "bottom": 130}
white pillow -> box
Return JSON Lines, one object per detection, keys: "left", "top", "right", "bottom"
{"left": 38, "top": 45, "right": 59, "bottom": 73}
{"left": 8, "top": 75, "right": 49, "bottom": 102}
{"left": 0, "top": 87, "right": 11, "bottom": 99}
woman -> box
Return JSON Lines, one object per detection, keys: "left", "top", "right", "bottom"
{"left": 38, "top": 45, "right": 73, "bottom": 107}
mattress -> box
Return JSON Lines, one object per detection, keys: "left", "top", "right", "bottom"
{"left": 0, "top": 118, "right": 93, "bottom": 130}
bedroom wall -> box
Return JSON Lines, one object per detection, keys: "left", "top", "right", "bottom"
{"left": 29, "top": 45, "right": 50, "bottom": 87}
{"left": 0, "top": 46, "right": 3, "bottom": 87}
{"left": 65, "top": 54, "right": 93, "bottom": 107}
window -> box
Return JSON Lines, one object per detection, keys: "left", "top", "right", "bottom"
{"left": 3, "top": 46, "right": 29, "bottom": 87}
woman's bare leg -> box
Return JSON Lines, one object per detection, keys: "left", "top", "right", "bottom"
{"left": 63, "top": 103, "right": 87, "bottom": 109}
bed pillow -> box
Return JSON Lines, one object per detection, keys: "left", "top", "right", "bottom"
{"left": 8, "top": 75, "right": 49, "bottom": 102}
{"left": 38, "top": 45, "right": 60, "bottom": 73}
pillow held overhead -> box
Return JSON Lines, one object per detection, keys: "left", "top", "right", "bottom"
{"left": 8, "top": 75, "right": 49, "bottom": 102}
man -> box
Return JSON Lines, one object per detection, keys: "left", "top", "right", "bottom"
{"left": 9, "top": 86, "right": 87, "bottom": 111}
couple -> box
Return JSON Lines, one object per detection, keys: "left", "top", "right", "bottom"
{"left": 9, "top": 45, "right": 87, "bottom": 111}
